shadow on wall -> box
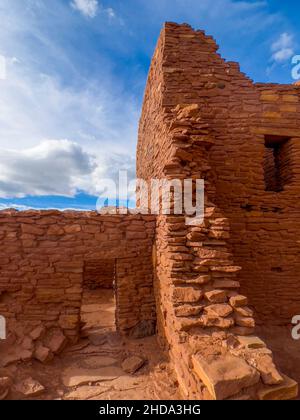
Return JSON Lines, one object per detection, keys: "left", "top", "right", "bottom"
{"left": 83, "top": 259, "right": 116, "bottom": 290}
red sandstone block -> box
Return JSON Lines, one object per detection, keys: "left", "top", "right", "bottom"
{"left": 205, "top": 290, "right": 227, "bottom": 303}
{"left": 34, "top": 344, "right": 53, "bottom": 363}
{"left": 173, "top": 287, "right": 203, "bottom": 304}
{"left": 126, "top": 231, "right": 147, "bottom": 240}
{"left": 229, "top": 295, "right": 248, "bottom": 308}
{"left": 47, "top": 226, "right": 64, "bottom": 235}
{"left": 235, "top": 316, "right": 255, "bottom": 328}
{"left": 54, "top": 262, "right": 83, "bottom": 273}
{"left": 47, "top": 331, "right": 67, "bottom": 354}
{"left": 213, "top": 280, "right": 240, "bottom": 289}
{"left": 204, "top": 304, "right": 233, "bottom": 318}
{"left": 58, "top": 315, "right": 79, "bottom": 330}
{"left": 201, "top": 315, "right": 234, "bottom": 329}
{"left": 64, "top": 225, "right": 81, "bottom": 234}
{"left": 21, "top": 224, "right": 45, "bottom": 235}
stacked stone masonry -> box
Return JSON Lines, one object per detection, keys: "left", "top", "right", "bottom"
{"left": 136, "top": 22, "right": 299, "bottom": 400}
{"left": 0, "top": 210, "right": 156, "bottom": 365}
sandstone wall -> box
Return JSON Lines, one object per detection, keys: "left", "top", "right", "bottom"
{"left": 0, "top": 210, "right": 156, "bottom": 355}
{"left": 137, "top": 22, "right": 298, "bottom": 400}
{"left": 142, "top": 22, "right": 300, "bottom": 324}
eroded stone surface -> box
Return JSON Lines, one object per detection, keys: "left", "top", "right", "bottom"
{"left": 15, "top": 378, "right": 45, "bottom": 397}
{"left": 204, "top": 304, "right": 233, "bottom": 318}
{"left": 254, "top": 355, "right": 284, "bottom": 386}
{"left": 62, "top": 366, "right": 124, "bottom": 387}
{"left": 229, "top": 295, "right": 248, "bottom": 308}
{"left": 47, "top": 331, "right": 67, "bottom": 355}
{"left": 192, "top": 353, "right": 260, "bottom": 400}
{"left": 122, "top": 356, "right": 145, "bottom": 374}
{"left": 34, "top": 345, "right": 53, "bottom": 364}
{"left": 173, "top": 287, "right": 203, "bottom": 304}
{"left": 205, "top": 290, "right": 227, "bottom": 304}
{"left": 64, "top": 385, "right": 112, "bottom": 400}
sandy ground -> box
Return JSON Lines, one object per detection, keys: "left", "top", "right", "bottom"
{"left": 4, "top": 289, "right": 300, "bottom": 400}
{"left": 6, "top": 289, "right": 181, "bottom": 400}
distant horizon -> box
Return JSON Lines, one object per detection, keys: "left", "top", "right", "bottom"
{"left": 0, "top": 193, "right": 136, "bottom": 211}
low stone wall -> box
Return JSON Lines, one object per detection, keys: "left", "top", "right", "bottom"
{"left": 0, "top": 210, "right": 156, "bottom": 364}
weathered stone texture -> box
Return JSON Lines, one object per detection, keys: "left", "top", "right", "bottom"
{"left": 136, "top": 22, "right": 299, "bottom": 400}
{"left": 0, "top": 210, "right": 156, "bottom": 349}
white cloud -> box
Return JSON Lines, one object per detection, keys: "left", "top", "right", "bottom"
{"left": 271, "top": 32, "right": 295, "bottom": 63}
{"left": 89, "top": 153, "right": 136, "bottom": 199}
{"left": 0, "top": 203, "right": 34, "bottom": 211}
{"left": 0, "top": 139, "right": 136, "bottom": 199}
{"left": 0, "top": 0, "right": 136, "bottom": 200}
{"left": 0, "top": 140, "right": 95, "bottom": 198}
{"left": 0, "top": 0, "right": 291, "bottom": 203}
{"left": 70, "top": 0, "right": 116, "bottom": 19}
{"left": 71, "top": 0, "right": 99, "bottom": 18}
{"left": 0, "top": 62, "right": 139, "bottom": 154}
{"left": 106, "top": 7, "right": 115, "bottom": 19}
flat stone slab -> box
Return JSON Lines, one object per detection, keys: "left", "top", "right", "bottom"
{"left": 192, "top": 353, "right": 260, "bottom": 400}
{"left": 82, "top": 356, "right": 118, "bottom": 369}
{"left": 62, "top": 366, "right": 124, "bottom": 387}
{"left": 64, "top": 385, "right": 112, "bottom": 400}
{"left": 237, "top": 336, "right": 266, "bottom": 350}
{"left": 258, "top": 375, "right": 298, "bottom": 400}
{"left": 204, "top": 304, "right": 233, "bottom": 318}
{"left": 122, "top": 356, "right": 145, "bottom": 374}
{"left": 110, "top": 375, "right": 145, "bottom": 391}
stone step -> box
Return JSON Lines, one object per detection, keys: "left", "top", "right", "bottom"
{"left": 192, "top": 353, "right": 260, "bottom": 400}
{"left": 258, "top": 375, "right": 298, "bottom": 400}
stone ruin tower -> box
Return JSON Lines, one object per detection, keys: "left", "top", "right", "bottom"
{"left": 137, "top": 22, "right": 300, "bottom": 400}
{"left": 1, "top": 22, "right": 300, "bottom": 401}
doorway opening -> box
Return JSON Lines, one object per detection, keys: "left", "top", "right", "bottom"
{"left": 80, "top": 259, "right": 117, "bottom": 340}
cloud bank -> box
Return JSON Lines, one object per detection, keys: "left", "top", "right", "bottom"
{"left": 0, "top": 140, "right": 95, "bottom": 198}
{"left": 0, "top": 140, "right": 136, "bottom": 199}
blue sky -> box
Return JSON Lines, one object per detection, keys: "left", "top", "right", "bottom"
{"left": 0, "top": 0, "right": 299, "bottom": 210}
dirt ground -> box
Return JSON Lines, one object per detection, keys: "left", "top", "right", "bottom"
{"left": 3, "top": 289, "right": 300, "bottom": 400}
{"left": 5, "top": 289, "right": 182, "bottom": 400}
